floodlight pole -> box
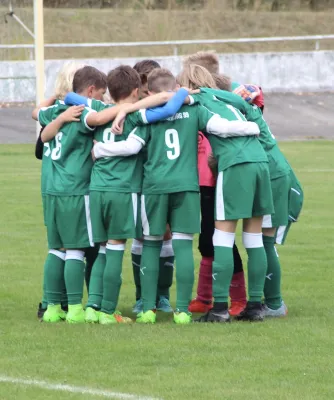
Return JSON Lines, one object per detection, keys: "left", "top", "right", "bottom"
{"left": 34, "top": 0, "right": 45, "bottom": 137}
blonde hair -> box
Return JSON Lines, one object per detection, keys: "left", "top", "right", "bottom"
{"left": 54, "top": 61, "right": 85, "bottom": 100}
{"left": 183, "top": 51, "right": 219, "bottom": 74}
{"left": 177, "top": 64, "right": 217, "bottom": 90}
{"left": 212, "top": 73, "right": 232, "bottom": 91}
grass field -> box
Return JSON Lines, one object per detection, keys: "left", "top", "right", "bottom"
{"left": 2, "top": 8, "right": 334, "bottom": 60}
{"left": 0, "top": 141, "right": 333, "bottom": 400}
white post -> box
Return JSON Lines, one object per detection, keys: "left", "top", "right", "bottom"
{"left": 34, "top": 0, "right": 45, "bottom": 137}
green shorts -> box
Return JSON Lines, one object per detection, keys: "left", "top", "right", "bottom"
{"left": 90, "top": 191, "right": 140, "bottom": 242}
{"left": 45, "top": 194, "right": 93, "bottom": 249}
{"left": 215, "top": 162, "right": 274, "bottom": 221}
{"left": 141, "top": 191, "right": 200, "bottom": 236}
{"left": 42, "top": 194, "right": 47, "bottom": 226}
{"left": 262, "top": 173, "right": 291, "bottom": 229}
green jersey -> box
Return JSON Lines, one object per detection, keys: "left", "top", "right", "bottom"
{"left": 90, "top": 108, "right": 146, "bottom": 193}
{"left": 38, "top": 99, "right": 63, "bottom": 195}
{"left": 135, "top": 104, "right": 217, "bottom": 195}
{"left": 38, "top": 102, "right": 96, "bottom": 196}
{"left": 201, "top": 88, "right": 291, "bottom": 179}
{"left": 189, "top": 93, "right": 267, "bottom": 172}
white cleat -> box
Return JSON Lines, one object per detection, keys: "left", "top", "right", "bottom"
{"left": 263, "top": 301, "right": 288, "bottom": 318}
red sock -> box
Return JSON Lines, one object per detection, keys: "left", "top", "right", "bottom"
{"left": 196, "top": 256, "right": 213, "bottom": 303}
{"left": 229, "top": 271, "right": 247, "bottom": 304}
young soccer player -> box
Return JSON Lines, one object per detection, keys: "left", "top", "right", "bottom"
{"left": 132, "top": 59, "right": 175, "bottom": 313}
{"left": 63, "top": 65, "right": 197, "bottom": 323}
{"left": 32, "top": 61, "right": 100, "bottom": 319}
{"left": 94, "top": 68, "right": 260, "bottom": 324}
{"left": 177, "top": 64, "right": 274, "bottom": 322}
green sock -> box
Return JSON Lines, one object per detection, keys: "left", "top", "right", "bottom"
{"left": 172, "top": 238, "right": 194, "bottom": 313}
{"left": 101, "top": 244, "right": 125, "bottom": 314}
{"left": 157, "top": 240, "right": 174, "bottom": 299}
{"left": 86, "top": 246, "right": 106, "bottom": 309}
{"left": 263, "top": 235, "right": 282, "bottom": 310}
{"left": 141, "top": 239, "right": 162, "bottom": 312}
{"left": 212, "top": 246, "right": 234, "bottom": 303}
{"left": 41, "top": 254, "right": 48, "bottom": 309}
{"left": 64, "top": 250, "right": 85, "bottom": 305}
{"left": 246, "top": 246, "right": 267, "bottom": 303}
{"left": 84, "top": 245, "right": 99, "bottom": 290}
{"left": 60, "top": 277, "right": 68, "bottom": 308}
{"left": 132, "top": 253, "right": 142, "bottom": 301}
{"left": 45, "top": 250, "right": 66, "bottom": 305}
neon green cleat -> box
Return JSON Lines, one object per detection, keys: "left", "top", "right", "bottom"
{"left": 174, "top": 311, "right": 192, "bottom": 324}
{"left": 85, "top": 307, "right": 100, "bottom": 323}
{"left": 43, "top": 304, "right": 66, "bottom": 323}
{"left": 99, "top": 311, "right": 133, "bottom": 325}
{"left": 136, "top": 310, "right": 156, "bottom": 324}
{"left": 66, "top": 304, "right": 85, "bottom": 324}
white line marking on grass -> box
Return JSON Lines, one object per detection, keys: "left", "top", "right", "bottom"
{"left": 0, "top": 376, "right": 162, "bottom": 400}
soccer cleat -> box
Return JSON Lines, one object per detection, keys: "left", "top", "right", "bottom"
{"left": 37, "top": 303, "right": 47, "bottom": 320}
{"left": 99, "top": 311, "right": 132, "bottom": 325}
{"left": 157, "top": 296, "right": 173, "bottom": 312}
{"left": 188, "top": 299, "right": 213, "bottom": 314}
{"left": 174, "top": 311, "right": 192, "bottom": 324}
{"left": 42, "top": 304, "right": 66, "bottom": 323}
{"left": 263, "top": 301, "right": 288, "bottom": 318}
{"left": 132, "top": 299, "right": 143, "bottom": 314}
{"left": 66, "top": 304, "right": 85, "bottom": 324}
{"left": 136, "top": 310, "right": 156, "bottom": 324}
{"left": 85, "top": 307, "right": 100, "bottom": 323}
{"left": 229, "top": 300, "right": 247, "bottom": 317}
{"left": 195, "top": 309, "right": 230, "bottom": 323}
{"left": 236, "top": 302, "right": 264, "bottom": 322}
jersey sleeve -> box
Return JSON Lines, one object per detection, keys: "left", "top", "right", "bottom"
{"left": 80, "top": 107, "right": 97, "bottom": 134}
{"left": 197, "top": 104, "right": 217, "bottom": 132}
{"left": 130, "top": 125, "right": 150, "bottom": 145}
{"left": 200, "top": 87, "right": 249, "bottom": 115}
{"left": 37, "top": 105, "right": 57, "bottom": 127}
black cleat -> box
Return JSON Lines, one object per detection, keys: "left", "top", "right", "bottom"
{"left": 236, "top": 302, "right": 264, "bottom": 322}
{"left": 37, "top": 303, "right": 47, "bottom": 319}
{"left": 61, "top": 304, "right": 68, "bottom": 313}
{"left": 195, "top": 309, "right": 231, "bottom": 323}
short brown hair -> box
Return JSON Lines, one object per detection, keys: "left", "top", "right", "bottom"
{"left": 183, "top": 51, "right": 219, "bottom": 74}
{"left": 107, "top": 65, "right": 141, "bottom": 102}
{"left": 212, "top": 73, "right": 232, "bottom": 91}
{"left": 133, "top": 59, "right": 161, "bottom": 85}
{"left": 72, "top": 66, "right": 107, "bottom": 94}
{"left": 147, "top": 68, "right": 176, "bottom": 93}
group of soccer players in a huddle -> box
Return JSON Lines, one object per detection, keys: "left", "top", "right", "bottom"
{"left": 33, "top": 51, "right": 303, "bottom": 325}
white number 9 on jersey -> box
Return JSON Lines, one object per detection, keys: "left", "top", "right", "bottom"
{"left": 165, "top": 129, "right": 180, "bottom": 160}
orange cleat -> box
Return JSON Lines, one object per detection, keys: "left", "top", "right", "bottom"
{"left": 188, "top": 299, "right": 213, "bottom": 313}
{"left": 229, "top": 301, "right": 247, "bottom": 317}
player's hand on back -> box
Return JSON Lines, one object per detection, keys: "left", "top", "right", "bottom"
{"left": 111, "top": 110, "right": 126, "bottom": 135}
{"left": 59, "top": 105, "right": 85, "bottom": 123}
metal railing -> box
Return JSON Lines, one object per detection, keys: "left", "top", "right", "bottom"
{"left": 1, "top": 34, "right": 334, "bottom": 57}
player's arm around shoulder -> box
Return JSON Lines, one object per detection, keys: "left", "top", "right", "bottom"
{"left": 41, "top": 105, "right": 85, "bottom": 143}
{"left": 197, "top": 104, "right": 260, "bottom": 138}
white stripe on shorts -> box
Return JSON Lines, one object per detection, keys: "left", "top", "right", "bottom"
{"left": 262, "top": 214, "right": 273, "bottom": 228}
{"left": 216, "top": 171, "right": 225, "bottom": 220}
{"left": 132, "top": 193, "right": 138, "bottom": 226}
{"left": 141, "top": 195, "right": 150, "bottom": 236}
{"left": 276, "top": 225, "right": 287, "bottom": 245}
{"left": 84, "top": 195, "right": 94, "bottom": 247}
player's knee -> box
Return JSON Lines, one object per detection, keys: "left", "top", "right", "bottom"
{"left": 172, "top": 232, "right": 194, "bottom": 240}
{"left": 131, "top": 239, "right": 143, "bottom": 255}
{"left": 160, "top": 239, "right": 174, "bottom": 257}
{"left": 242, "top": 232, "right": 263, "bottom": 248}
{"left": 65, "top": 249, "right": 85, "bottom": 261}
{"left": 212, "top": 228, "right": 235, "bottom": 248}
{"left": 49, "top": 249, "right": 66, "bottom": 260}
{"left": 143, "top": 235, "right": 164, "bottom": 241}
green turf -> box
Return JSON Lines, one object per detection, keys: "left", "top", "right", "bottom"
{"left": 0, "top": 142, "right": 333, "bottom": 400}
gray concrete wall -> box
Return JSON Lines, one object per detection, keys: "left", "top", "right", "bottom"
{"left": 1, "top": 50, "right": 334, "bottom": 102}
